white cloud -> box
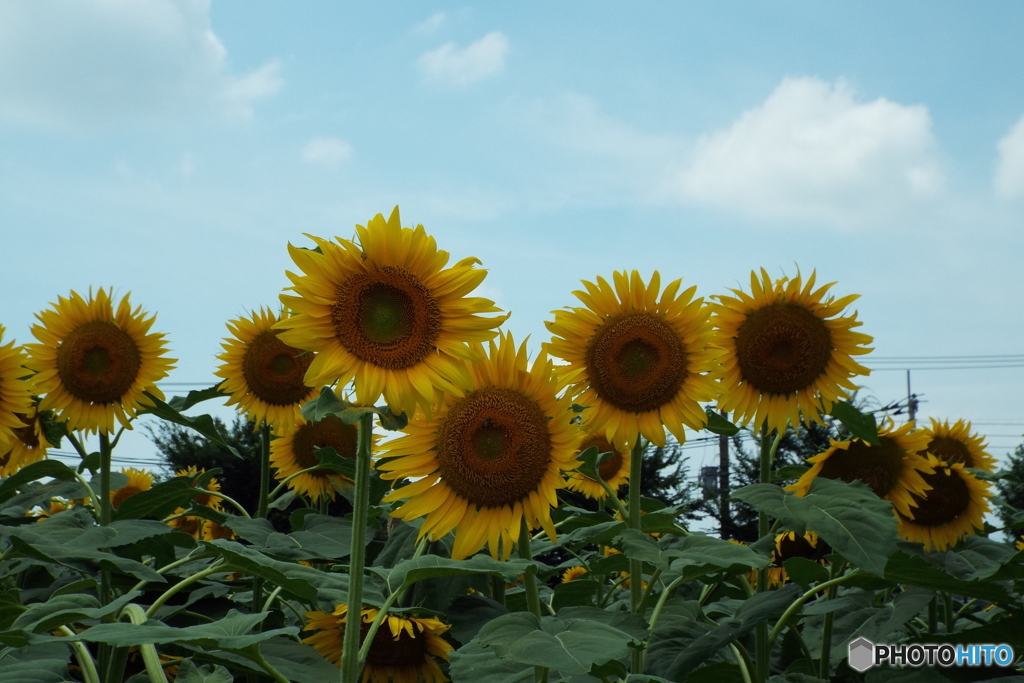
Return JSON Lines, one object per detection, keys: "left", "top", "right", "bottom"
{"left": 677, "top": 77, "right": 943, "bottom": 227}
{"left": 417, "top": 31, "right": 509, "bottom": 88}
{"left": 413, "top": 12, "right": 447, "bottom": 35}
{"left": 0, "top": 0, "right": 282, "bottom": 125}
{"left": 994, "top": 115, "right": 1024, "bottom": 200}
{"left": 301, "top": 137, "right": 353, "bottom": 168}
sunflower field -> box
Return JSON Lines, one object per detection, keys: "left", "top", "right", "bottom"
{"left": 1, "top": 207, "right": 1022, "bottom": 683}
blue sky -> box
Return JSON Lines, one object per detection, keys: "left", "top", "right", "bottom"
{"left": 2, "top": 1, "right": 1023, "bottom": 474}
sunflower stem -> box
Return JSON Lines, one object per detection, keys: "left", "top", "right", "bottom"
{"left": 98, "top": 430, "right": 113, "bottom": 678}
{"left": 518, "top": 515, "right": 549, "bottom": 683}
{"left": 816, "top": 560, "right": 844, "bottom": 679}
{"left": 249, "top": 423, "right": 272, "bottom": 683}
{"left": 754, "top": 425, "right": 780, "bottom": 682}
{"left": 340, "top": 412, "right": 374, "bottom": 683}
{"left": 628, "top": 436, "right": 645, "bottom": 674}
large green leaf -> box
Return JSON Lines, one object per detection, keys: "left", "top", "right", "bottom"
{"left": 828, "top": 401, "right": 880, "bottom": 445}
{"left": 11, "top": 592, "right": 140, "bottom": 634}
{"left": 73, "top": 610, "right": 296, "bottom": 649}
{"left": 377, "top": 554, "right": 535, "bottom": 594}
{"left": 877, "top": 550, "right": 1014, "bottom": 602}
{"left": 173, "top": 660, "right": 234, "bottom": 683}
{"left": 140, "top": 392, "right": 242, "bottom": 458}
{"left": 447, "top": 595, "right": 510, "bottom": 645}
{"left": 448, "top": 640, "right": 536, "bottom": 683}
{"left": 474, "top": 612, "right": 637, "bottom": 676}
{"left": 112, "top": 476, "right": 205, "bottom": 521}
{"left": 647, "top": 585, "right": 801, "bottom": 681}
{"left": 2, "top": 532, "right": 162, "bottom": 582}
{"left": 0, "top": 460, "right": 79, "bottom": 507}
{"left": 167, "top": 384, "right": 229, "bottom": 412}
{"left": 732, "top": 478, "right": 897, "bottom": 575}
{"left": 185, "top": 635, "right": 340, "bottom": 682}
{"left": 0, "top": 642, "right": 71, "bottom": 683}
{"left": 704, "top": 409, "right": 740, "bottom": 436}
{"left": 223, "top": 514, "right": 371, "bottom": 561}
{"left": 205, "top": 539, "right": 381, "bottom": 607}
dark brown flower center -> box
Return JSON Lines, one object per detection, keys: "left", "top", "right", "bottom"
{"left": 903, "top": 468, "right": 972, "bottom": 527}
{"left": 291, "top": 415, "right": 359, "bottom": 476}
{"left": 349, "top": 618, "right": 429, "bottom": 668}
{"left": 242, "top": 330, "right": 314, "bottom": 406}
{"left": 735, "top": 303, "right": 832, "bottom": 395}
{"left": 332, "top": 266, "right": 441, "bottom": 370}
{"left": 436, "top": 387, "right": 551, "bottom": 508}
{"left": 579, "top": 435, "right": 623, "bottom": 482}
{"left": 816, "top": 436, "right": 907, "bottom": 498}
{"left": 925, "top": 435, "right": 974, "bottom": 468}
{"left": 56, "top": 321, "right": 140, "bottom": 404}
{"left": 585, "top": 312, "right": 687, "bottom": 413}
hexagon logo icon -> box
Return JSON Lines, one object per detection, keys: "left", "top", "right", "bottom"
{"left": 848, "top": 637, "right": 875, "bottom": 672}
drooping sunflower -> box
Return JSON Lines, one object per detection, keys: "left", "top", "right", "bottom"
{"left": 276, "top": 207, "right": 508, "bottom": 416}
{"left": 545, "top": 270, "right": 719, "bottom": 450}
{"left": 786, "top": 421, "right": 934, "bottom": 518}
{"left": 561, "top": 566, "right": 588, "bottom": 583}
{"left": 379, "top": 333, "right": 582, "bottom": 560}
{"left": 565, "top": 430, "right": 631, "bottom": 500}
{"left": 0, "top": 326, "right": 36, "bottom": 450}
{"left": 919, "top": 418, "right": 996, "bottom": 473}
{"left": 0, "top": 405, "right": 48, "bottom": 478}
{"left": 28, "top": 498, "right": 76, "bottom": 521}
{"left": 767, "top": 531, "right": 830, "bottom": 587}
{"left": 271, "top": 410, "right": 375, "bottom": 503}
{"left": 110, "top": 468, "right": 154, "bottom": 509}
{"left": 712, "top": 269, "right": 873, "bottom": 433}
{"left": 897, "top": 456, "right": 992, "bottom": 552}
{"left": 215, "top": 307, "right": 318, "bottom": 430}
{"left": 302, "top": 604, "right": 453, "bottom": 683}
{"left": 25, "top": 289, "right": 175, "bottom": 434}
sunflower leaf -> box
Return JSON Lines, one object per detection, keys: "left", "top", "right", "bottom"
{"left": 574, "top": 445, "right": 614, "bottom": 483}
{"left": 0, "top": 460, "right": 79, "bottom": 507}
{"left": 374, "top": 405, "right": 408, "bottom": 431}
{"left": 704, "top": 409, "right": 740, "bottom": 436}
{"left": 112, "top": 475, "right": 205, "bottom": 522}
{"left": 827, "top": 401, "right": 880, "bottom": 446}
{"left": 140, "top": 392, "right": 243, "bottom": 459}
{"left": 168, "top": 383, "right": 230, "bottom": 412}
{"left": 301, "top": 387, "right": 347, "bottom": 422}
{"left": 38, "top": 410, "right": 67, "bottom": 449}
{"left": 0, "top": 642, "right": 72, "bottom": 682}
{"left": 731, "top": 478, "right": 897, "bottom": 576}
{"left": 380, "top": 554, "right": 536, "bottom": 594}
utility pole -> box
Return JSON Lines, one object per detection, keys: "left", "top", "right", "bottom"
{"left": 906, "top": 370, "right": 917, "bottom": 423}
{"left": 718, "top": 410, "right": 732, "bottom": 539}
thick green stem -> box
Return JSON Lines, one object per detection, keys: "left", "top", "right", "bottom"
{"left": 817, "top": 561, "right": 844, "bottom": 680}
{"left": 628, "top": 436, "right": 645, "bottom": 674}
{"left": 121, "top": 605, "right": 169, "bottom": 683}
{"left": 768, "top": 570, "right": 861, "bottom": 644}
{"left": 943, "top": 592, "right": 954, "bottom": 633}
{"left": 340, "top": 412, "right": 374, "bottom": 683}
{"left": 649, "top": 575, "right": 686, "bottom": 632}
{"left": 98, "top": 431, "right": 113, "bottom": 678}
{"left": 518, "top": 516, "right": 548, "bottom": 683}
{"left": 249, "top": 422, "right": 272, "bottom": 681}
{"left": 753, "top": 426, "right": 779, "bottom": 682}
{"left": 59, "top": 626, "right": 101, "bottom": 683}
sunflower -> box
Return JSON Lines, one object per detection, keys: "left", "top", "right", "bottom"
{"left": 0, "top": 326, "right": 36, "bottom": 450}
{"left": 897, "top": 456, "right": 992, "bottom": 552}
{"left": 271, "top": 411, "right": 374, "bottom": 503}
{"left": 303, "top": 604, "right": 453, "bottom": 683}
{"left": 561, "top": 566, "right": 588, "bottom": 583}
{"left": 166, "top": 467, "right": 227, "bottom": 539}
{"left": 25, "top": 289, "right": 175, "bottom": 434}
{"left": 565, "top": 430, "right": 631, "bottom": 500}
{"left": 545, "top": 270, "right": 719, "bottom": 451}
{"left": 215, "top": 307, "right": 318, "bottom": 430}
{"left": 110, "top": 468, "right": 154, "bottom": 509}
{"left": 28, "top": 498, "right": 76, "bottom": 521}
{"left": 919, "top": 418, "right": 996, "bottom": 473}
{"left": 379, "top": 333, "right": 582, "bottom": 560}
{"left": 0, "top": 405, "right": 48, "bottom": 478}
{"left": 712, "top": 269, "right": 872, "bottom": 433}
{"left": 786, "top": 421, "right": 934, "bottom": 518}
{"left": 276, "top": 207, "right": 508, "bottom": 416}
{"left": 767, "top": 531, "right": 830, "bottom": 587}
